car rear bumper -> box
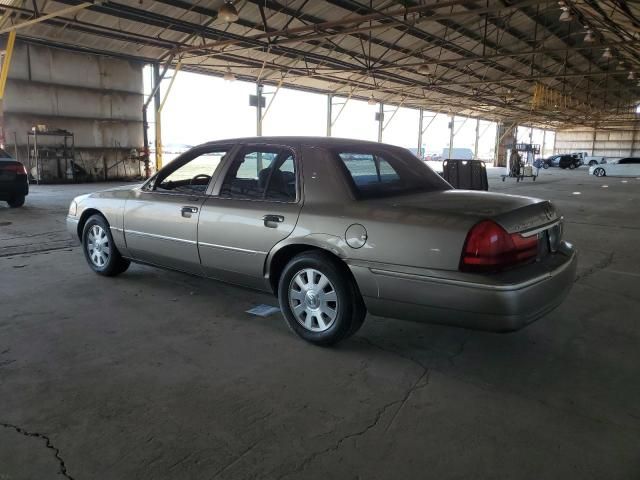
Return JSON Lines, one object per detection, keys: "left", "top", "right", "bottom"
{"left": 349, "top": 242, "right": 577, "bottom": 332}
{"left": 0, "top": 178, "right": 29, "bottom": 200}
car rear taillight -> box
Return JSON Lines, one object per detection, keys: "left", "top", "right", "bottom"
{"left": 460, "top": 220, "right": 538, "bottom": 272}
{"left": 3, "top": 164, "right": 27, "bottom": 174}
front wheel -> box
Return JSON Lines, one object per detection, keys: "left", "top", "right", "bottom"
{"left": 278, "top": 251, "right": 366, "bottom": 346}
{"left": 82, "top": 214, "right": 130, "bottom": 276}
{"left": 594, "top": 167, "right": 606, "bottom": 177}
{"left": 543, "top": 163, "right": 549, "bottom": 169}
{"left": 7, "top": 195, "right": 25, "bottom": 208}
{"left": 569, "top": 163, "right": 576, "bottom": 170}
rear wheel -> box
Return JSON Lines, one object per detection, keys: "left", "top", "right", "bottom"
{"left": 278, "top": 251, "right": 366, "bottom": 346}
{"left": 7, "top": 195, "right": 25, "bottom": 208}
{"left": 543, "top": 163, "right": 549, "bottom": 169}
{"left": 82, "top": 214, "right": 130, "bottom": 276}
{"left": 589, "top": 160, "right": 598, "bottom": 166}
{"left": 594, "top": 167, "right": 606, "bottom": 177}
{"left": 569, "top": 163, "right": 576, "bottom": 170}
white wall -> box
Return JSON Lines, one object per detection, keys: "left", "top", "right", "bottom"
{"left": 555, "top": 125, "right": 640, "bottom": 158}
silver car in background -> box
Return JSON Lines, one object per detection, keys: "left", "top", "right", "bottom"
{"left": 67, "top": 137, "right": 577, "bottom": 345}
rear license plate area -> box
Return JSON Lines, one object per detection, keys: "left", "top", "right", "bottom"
{"left": 537, "top": 231, "right": 550, "bottom": 260}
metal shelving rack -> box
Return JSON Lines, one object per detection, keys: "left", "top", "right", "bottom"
{"left": 27, "top": 129, "right": 76, "bottom": 184}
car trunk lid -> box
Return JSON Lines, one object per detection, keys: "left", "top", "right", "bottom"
{"left": 374, "top": 189, "right": 563, "bottom": 266}
{"left": 374, "top": 189, "right": 560, "bottom": 233}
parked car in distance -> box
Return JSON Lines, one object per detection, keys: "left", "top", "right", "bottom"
{"left": 543, "top": 154, "right": 581, "bottom": 169}
{"left": 67, "top": 137, "right": 577, "bottom": 346}
{"left": 0, "top": 148, "right": 29, "bottom": 208}
{"left": 584, "top": 155, "right": 606, "bottom": 166}
{"left": 442, "top": 147, "right": 474, "bottom": 160}
{"left": 589, "top": 157, "right": 640, "bottom": 177}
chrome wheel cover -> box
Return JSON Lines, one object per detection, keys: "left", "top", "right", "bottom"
{"left": 595, "top": 168, "right": 604, "bottom": 177}
{"left": 288, "top": 268, "right": 339, "bottom": 332}
{"left": 86, "top": 224, "right": 111, "bottom": 268}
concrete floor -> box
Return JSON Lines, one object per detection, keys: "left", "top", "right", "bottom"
{"left": 1, "top": 168, "right": 639, "bottom": 479}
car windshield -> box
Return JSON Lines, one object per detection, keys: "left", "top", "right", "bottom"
{"left": 334, "top": 147, "right": 451, "bottom": 199}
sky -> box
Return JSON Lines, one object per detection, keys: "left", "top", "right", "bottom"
{"left": 144, "top": 67, "right": 554, "bottom": 161}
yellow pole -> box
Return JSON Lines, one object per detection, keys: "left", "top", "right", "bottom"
{"left": 155, "top": 62, "right": 182, "bottom": 170}
{"left": 0, "top": 30, "right": 17, "bottom": 100}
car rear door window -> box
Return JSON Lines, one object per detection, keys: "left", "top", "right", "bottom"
{"left": 336, "top": 148, "right": 449, "bottom": 199}
{"left": 339, "top": 153, "right": 400, "bottom": 186}
{"left": 220, "top": 147, "right": 297, "bottom": 202}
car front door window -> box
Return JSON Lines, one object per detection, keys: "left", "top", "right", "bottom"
{"left": 154, "top": 150, "right": 228, "bottom": 195}
{"left": 220, "top": 148, "right": 297, "bottom": 202}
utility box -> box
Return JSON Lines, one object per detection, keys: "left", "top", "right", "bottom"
{"left": 442, "top": 159, "right": 488, "bottom": 191}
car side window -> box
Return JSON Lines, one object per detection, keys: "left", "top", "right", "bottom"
{"left": 220, "top": 147, "right": 297, "bottom": 202}
{"left": 154, "top": 150, "right": 228, "bottom": 195}
{"left": 339, "top": 153, "right": 400, "bottom": 186}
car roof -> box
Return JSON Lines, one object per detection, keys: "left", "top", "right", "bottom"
{"left": 193, "top": 136, "right": 397, "bottom": 150}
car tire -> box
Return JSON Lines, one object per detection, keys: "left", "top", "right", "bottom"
{"left": 278, "top": 251, "right": 366, "bottom": 346}
{"left": 7, "top": 195, "right": 25, "bottom": 208}
{"left": 589, "top": 160, "right": 598, "bottom": 166}
{"left": 82, "top": 214, "right": 130, "bottom": 276}
{"left": 569, "top": 163, "right": 576, "bottom": 170}
{"left": 543, "top": 163, "right": 549, "bottom": 169}
{"left": 594, "top": 167, "right": 606, "bottom": 177}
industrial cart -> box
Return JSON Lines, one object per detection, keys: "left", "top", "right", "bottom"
{"left": 501, "top": 143, "right": 540, "bottom": 182}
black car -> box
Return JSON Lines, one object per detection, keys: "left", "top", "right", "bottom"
{"left": 0, "top": 148, "right": 29, "bottom": 208}
{"left": 543, "top": 154, "right": 581, "bottom": 170}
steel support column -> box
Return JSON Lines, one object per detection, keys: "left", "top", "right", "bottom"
{"left": 473, "top": 118, "right": 480, "bottom": 159}
{"left": 326, "top": 94, "right": 332, "bottom": 137}
{"left": 153, "top": 63, "right": 162, "bottom": 170}
{"left": 0, "top": 30, "right": 16, "bottom": 148}
{"left": 448, "top": 114, "right": 455, "bottom": 159}
{"left": 417, "top": 107, "right": 424, "bottom": 158}
{"left": 256, "top": 83, "right": 263, "bottom": 136}
{"left": 377, "top": 102, "right": 383, "bottom": 143}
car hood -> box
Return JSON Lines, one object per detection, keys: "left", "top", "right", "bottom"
{"left": 368, "top": 189, "right": 559, "bottom": 234}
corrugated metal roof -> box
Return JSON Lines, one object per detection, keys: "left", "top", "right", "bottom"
{"left": 1, "top": 0, "right": 639, "bottom": 127}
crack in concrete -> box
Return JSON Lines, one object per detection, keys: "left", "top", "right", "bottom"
{"left": 575, "top": 252, "right": 614, "bottom": 283}
{"left": 358, "top": 337, "right": 428, "bottom": 372}
{"left": 276, "top": 337, "right": 433, "bottom": 479}
{"left": 211, "top": 442, "right": 260, "bottom": 478}
{"left": 0, "top": 422, "right": 74, "bottom": 480}
{"left": 0, "top": 245, "right": 76, "bottom": 258}
{"left": 384, "top": 370, "right": 430, "bottom": 433}
{"left": 447, "top": 333, "right": 473, "bottom": 367}
{"left": 276, "top": 396, "right": 404, "bottom": 480}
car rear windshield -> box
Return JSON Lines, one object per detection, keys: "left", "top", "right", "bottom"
{"left": 334, "top": 147, "right": 450, "bottom": 199}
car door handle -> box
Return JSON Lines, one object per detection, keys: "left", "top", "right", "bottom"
{"left": 181, "top": 206, "right": 198, "bottom": 218}
{"left": 263, "top": 214, "right": 284, "bottom": 227}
